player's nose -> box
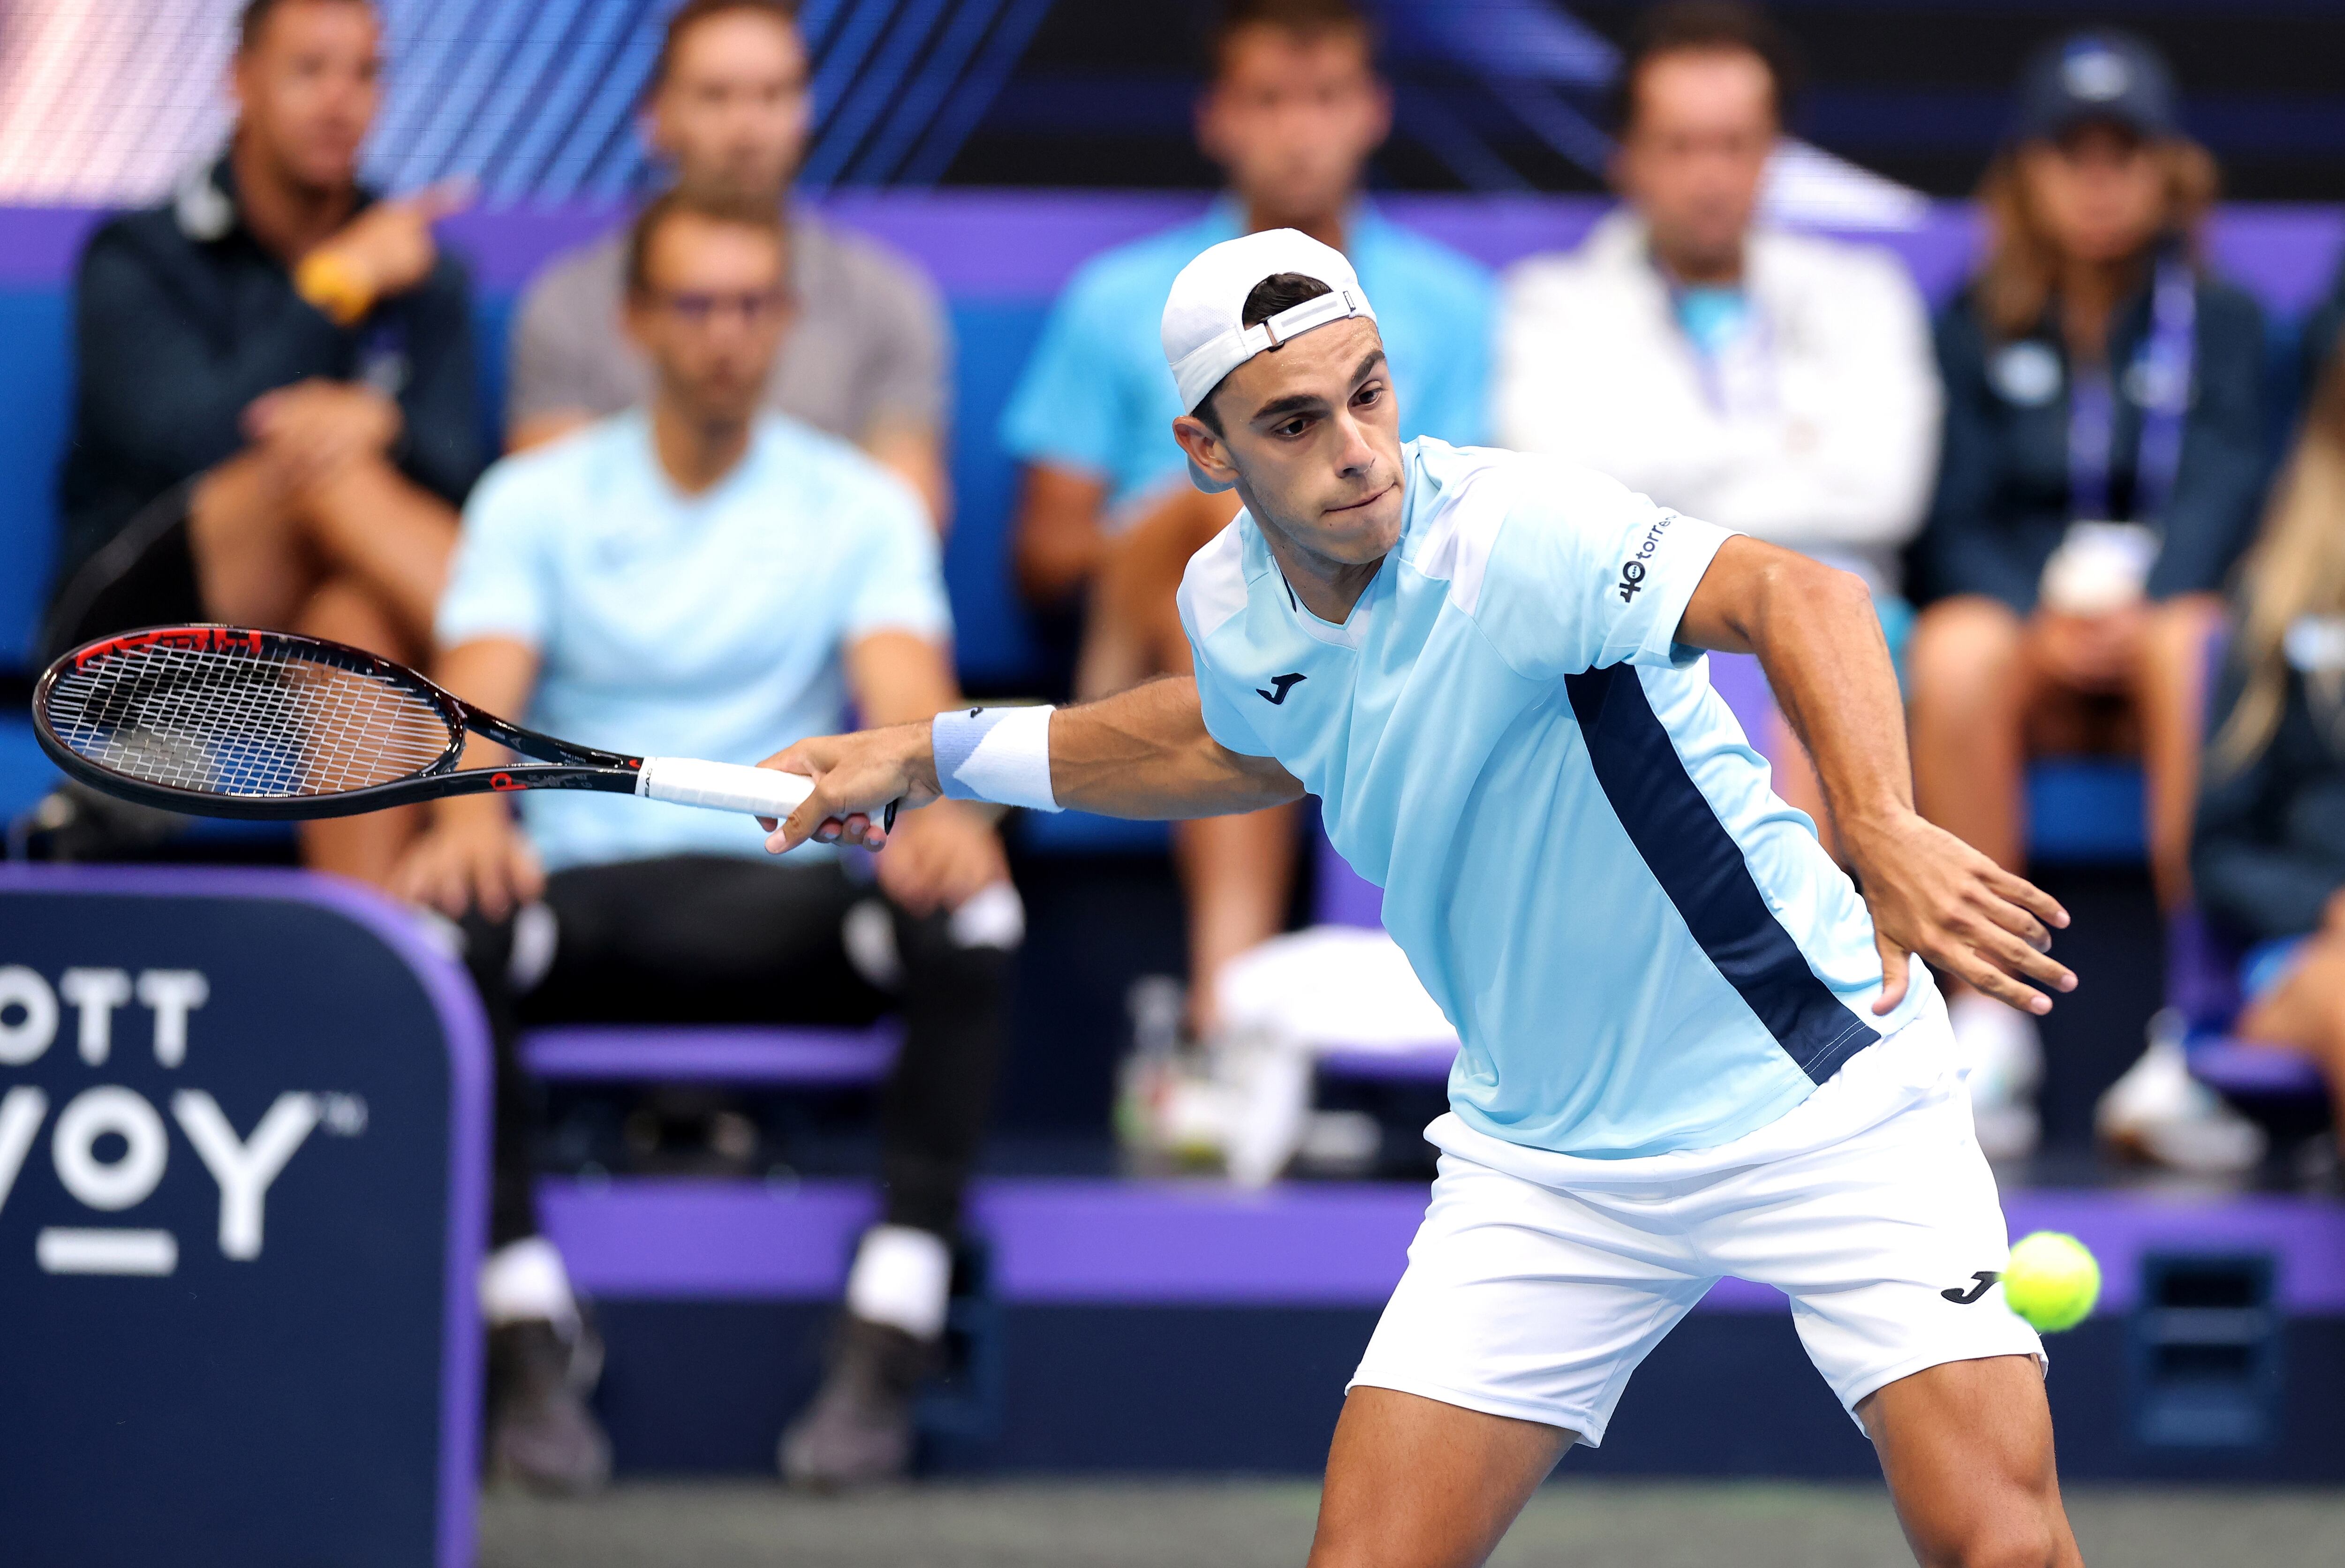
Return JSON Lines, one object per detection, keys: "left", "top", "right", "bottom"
{"left": 1330, "top": 409, "right": 1377, "bottom": 476}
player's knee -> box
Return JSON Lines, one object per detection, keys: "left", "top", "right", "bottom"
{"left": 1922, "top": 1505, "right": 2062, "bottom": 1568}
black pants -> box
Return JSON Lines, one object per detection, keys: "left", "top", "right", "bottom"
{"left": 462, "top": 855, "right": 1011, "bottom": 1250}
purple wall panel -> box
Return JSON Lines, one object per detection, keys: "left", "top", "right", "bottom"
{"left": 6, "top": 195, "right": 2339, "bottom": 312}
{"left": 540, "top": 1174, "right": 2345, "bottom": 1318}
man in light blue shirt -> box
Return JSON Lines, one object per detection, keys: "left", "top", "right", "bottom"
{"left": 395, "top": 190, "right": 1018, "bottom": 1495}
{"left": 1001, "top": 0, "right": 1497, "bottom": 1037}
{"left": 772, "top": 228, "right": 2085, "bottom": 1565}
{"left": 1000, "top": 0, "right": 1493, "bottom": 598}
{"left": 1005, "top": 201, "right": 1491, "bottom": 553}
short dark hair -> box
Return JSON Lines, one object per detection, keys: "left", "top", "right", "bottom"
{"left": 625, "top": 187, "right": 788, "bottom": 297}
{"left": 1207, "top": 0, "right": 1377, "bottom": 77}
{"left": 237, "top": 0, "right": 370, "bottom": 56}
{"left": 651, "top": 0, "right": 802, "bottom": 90}
{"left": 1609, "top": 1, "right": 1801, "bottom": 133}
{"left": 1195, "top": 272, "right": 1335, "bottom": 434}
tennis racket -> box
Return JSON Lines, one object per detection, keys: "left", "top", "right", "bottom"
{"left": 33, "top": 625, "right": 886, "bottom": 829}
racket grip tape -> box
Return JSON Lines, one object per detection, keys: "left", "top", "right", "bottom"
{"left": 637, "top": 757, "right": 813, "bottom": 818}
{"left": 635, "top": 757, "right": 900, "bottom": 835}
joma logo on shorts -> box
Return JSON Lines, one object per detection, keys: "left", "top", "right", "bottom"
{"left": 1617, "top": 512, "right": 1678, "bottom": 603}
{"left": 1941, "top": 1271, "right": 2003, "bottom": 1305}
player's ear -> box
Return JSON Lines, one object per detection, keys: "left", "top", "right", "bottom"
{"left": 1172, "top": 414, "right": 1239, "bottom": 492}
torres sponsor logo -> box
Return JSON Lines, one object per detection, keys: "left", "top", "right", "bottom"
{"left": 1617, "top": 511, "right": 1679, "bottom": 603}
{"left": 0, "top": 963, "right": 364, "bottom": 1276}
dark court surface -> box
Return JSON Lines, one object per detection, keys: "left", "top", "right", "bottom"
{"left": 480, "top": 1478, "right": 2345, "bottom": 1568}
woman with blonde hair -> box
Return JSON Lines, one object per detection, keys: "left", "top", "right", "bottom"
{"left": 2193, "top": 343, "right": 2345, "bottom": 1147}
{"left": 1904, "top": 30, "right": 2269, "bottom": 1149}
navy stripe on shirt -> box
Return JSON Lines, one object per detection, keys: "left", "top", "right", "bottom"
{"left": 1564, "top": 663, "right": 1878, "bottom": 1085}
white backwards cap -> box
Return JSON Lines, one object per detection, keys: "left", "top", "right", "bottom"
{"left": 1161, "top": 228, "right": 1378, "bottom": 493}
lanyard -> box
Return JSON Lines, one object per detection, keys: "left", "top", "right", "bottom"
{"left": 1668, "top": 287, "right": 1774, "bottom": 420}
{"left": 2067, "top": 258, "right": 2196, "bottom": 523}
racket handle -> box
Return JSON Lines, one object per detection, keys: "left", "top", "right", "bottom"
{"left": 637, "top": 757, "right": 813, "bottom": 818}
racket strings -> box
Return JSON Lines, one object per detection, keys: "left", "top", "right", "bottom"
{"left": 44, "top": 639, "right": 457, "bottom": 798}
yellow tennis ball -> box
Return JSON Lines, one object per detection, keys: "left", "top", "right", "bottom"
{"left": 2004, "top": 1230, "right": 2101, "bottom": 1332}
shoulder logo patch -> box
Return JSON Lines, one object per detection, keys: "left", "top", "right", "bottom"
{"left": 1618, "top": 511, "right": 1678, "bottom": 603}
{"left": 1257, "top": 673, "right": 1307, "bottom": 705}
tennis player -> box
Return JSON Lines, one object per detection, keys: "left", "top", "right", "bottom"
{"left": 763, "top": 229, "right": 2085, "bottom": 1568}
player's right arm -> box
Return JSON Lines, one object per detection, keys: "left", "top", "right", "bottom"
{"left": 759, "top": 676, "right": 1302, "bottom": 854}
{"left": 392, "top": 637, "right": 546, "bottom": 918}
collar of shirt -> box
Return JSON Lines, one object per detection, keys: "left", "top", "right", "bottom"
{"left": 174, "top": 151, "right": 381, "bottom": 252}
{"left": 1672, "top": 286, "right": 1755, "bottom": 358}
{"left": 1201, "top": 192, "right": 1398, "bottom": 267}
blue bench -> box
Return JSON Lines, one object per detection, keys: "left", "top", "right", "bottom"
{"left": 2165, "top": 909, "right": 2330, "bottom": 1123}
{"left": 521, "top": 1021, "right": 900, "bottom": 1086}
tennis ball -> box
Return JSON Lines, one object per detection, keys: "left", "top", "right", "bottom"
{"left": 2003, "top": 1231, "right": 2101, "bottom": 1332}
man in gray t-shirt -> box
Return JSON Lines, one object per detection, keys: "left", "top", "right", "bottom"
{"left": 505, "top": 0, "right": 951, "bottom": 522}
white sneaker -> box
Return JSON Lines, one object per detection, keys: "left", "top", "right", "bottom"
{"left": 1950, "top": 991, "right": 2044, "bottom": 1160}
{"left": 2096, "top": 1010, "right": 2267, "bottom": 1175}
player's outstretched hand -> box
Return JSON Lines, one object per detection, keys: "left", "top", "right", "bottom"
{"left": 1847, "top": 809, "right": 2075, "bottom": 1016}
{"left": 756, "top": 722, "right": 942, "bottom": 855}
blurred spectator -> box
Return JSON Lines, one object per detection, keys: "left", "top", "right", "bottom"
{"left": 45, "top": 0, "right": 480, "bottom": 881}
{"left": 1494, "top": 0, "right": 1937, "bottom": 844}
{"left": 2299, "top": 260, "right": 2345, "bottom": 408}
{"left": 1002, "top": 0, "right": 1493, "bottom": 1033}
{"left": 1497, "top": 1, "right": 1936, "bottom": 600}
{"left": 506, "top": 0, "right": 950, "bottom": 524}
{"left": 396, "top": 193, "right": 1017, "bottom": 1492}
{"left": 2193, "top": 339, "right": 2345, "bottom": 1150}
{"left": 1906, "top": 30, "right": 2267, "bottom": 1150}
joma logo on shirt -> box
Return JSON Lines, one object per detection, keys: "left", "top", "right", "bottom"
{"left": 1617, "top": 512, "right": 1679, "bottom": 603}
{"left": 1257, "top": 673, "right": 1307, "bottom": 705}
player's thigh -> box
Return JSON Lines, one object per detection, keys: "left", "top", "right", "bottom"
{"left": 1309, "top": 1387, "right": 1571, "bottom": 1568}
{"left": 1693, "top": 1048, "right": 2043, "bottom": 1422}
{"left": 1860, "top": 1354, "right": 2080, "bottom": 1568}
{"left": 1351, "top": 1154, "right": 1705, "bottom": 1448}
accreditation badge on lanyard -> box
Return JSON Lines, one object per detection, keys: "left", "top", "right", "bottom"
{"left": 2045, "top": 258, "right": 2195, "bottom": 613}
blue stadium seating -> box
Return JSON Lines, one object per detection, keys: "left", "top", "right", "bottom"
{"left": 4, "top": 198, "right": 2338, "bottom": 861}
{"left": 0, "top": 286, "right": 69, "bottom": 667}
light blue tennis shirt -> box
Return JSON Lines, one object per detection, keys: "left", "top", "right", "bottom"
{"left": 1003, "top": 200, "right": 1496, "bottom": 518}
{"left": 438, "top": 410, "right": 951, "bottom": 872}
{"left": 1177, "top": 437, "right": 1935, "bottom": 1159}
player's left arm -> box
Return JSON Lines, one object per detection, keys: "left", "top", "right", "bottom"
{"left": 1675, "top": 536, "right": 2076, "bottom": 1016}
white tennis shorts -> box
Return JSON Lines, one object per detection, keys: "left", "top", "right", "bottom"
{"left": 1349, "top": 997, "right": 2045, "bottom": 1446}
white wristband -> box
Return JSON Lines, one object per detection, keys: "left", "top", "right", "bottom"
{"left": 932, "top": 705, "right": 1060, "bottom": 813}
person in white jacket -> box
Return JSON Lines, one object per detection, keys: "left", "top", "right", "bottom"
{"left": 1495, "top": 2, "right": 1939, "bottom": 606}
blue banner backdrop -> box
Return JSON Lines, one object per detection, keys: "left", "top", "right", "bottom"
{"left": 0, "top": 866, "right": 488, "bottom": 1568}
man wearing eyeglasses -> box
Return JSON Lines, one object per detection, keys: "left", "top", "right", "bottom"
{"left": 504, "top": 0, "right": 949, "bottom": 525}
{"left": 396, "top": 190, "right": 1017, "bottom": 1493}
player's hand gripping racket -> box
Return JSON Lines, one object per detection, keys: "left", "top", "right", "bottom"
{"left": 33, "top": 626, "right": 893, "bottom": 832}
